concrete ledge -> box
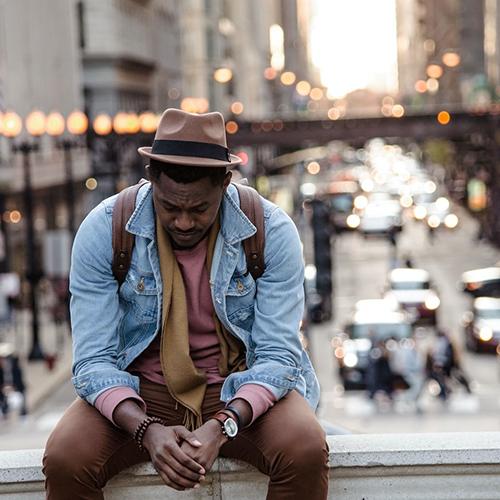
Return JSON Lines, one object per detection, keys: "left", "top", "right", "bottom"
{"left": 1, "top": 432, "right": 500, "bottom": 499}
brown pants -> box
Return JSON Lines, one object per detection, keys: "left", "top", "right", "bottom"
{"left": 43, "top": 378, "right": 329, "bottom": 500}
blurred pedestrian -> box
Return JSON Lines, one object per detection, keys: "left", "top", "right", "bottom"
{"left": 387, "top": 227, "right": 397, "bottom": 249}
{"left": 476, "top": 222, "right": 487, "bottom": 242}
{"left": 0, "top": 343, "right": 27, "bottom": 417}
{"left": 427, "top": 224, "right": 435, "bottom": 244}
{"left": 366, "top": 340, "right": 395, "bottom": 401}
{"left": 404, "top": 255, "right": 413, "bottom": 268}
{"left": 429, "top": 328, "right": 471, "bottom": 399}
{"left": 388, "top": 337, "right": 426, "bottom": 412}
{"left": 50, "top": 277, "right": 70, "bottom": 327}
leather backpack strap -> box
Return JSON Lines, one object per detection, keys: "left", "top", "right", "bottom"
{"left": 112, "top": 179, "right": 148, "bottom": 288}
{"left": 233, "top": 183, "right": 266, "bottom": 280}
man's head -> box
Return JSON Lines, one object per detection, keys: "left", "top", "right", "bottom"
{"left": 138, "top": 108, "right": 239, "bottom": 249}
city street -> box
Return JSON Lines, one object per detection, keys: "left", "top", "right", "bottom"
{"left": 311, "top": 200, "right": 500, "bottom": 434}
{"left": 2, "top": 3, "right": 500, "bottom": 498}
{"left": 1, "top": 197, "right": 500, "bottom": 451}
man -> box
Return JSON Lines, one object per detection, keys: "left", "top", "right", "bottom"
{"left": 43, "top": 108, "right": 329, "bottom": 499}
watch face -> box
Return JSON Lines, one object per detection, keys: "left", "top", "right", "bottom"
{"left": 224, "top": 418, "right": 238, "bottom": 438}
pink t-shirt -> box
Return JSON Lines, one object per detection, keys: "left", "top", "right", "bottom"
{"left": 95, "top": 235, "right": 276, "bottom": 426}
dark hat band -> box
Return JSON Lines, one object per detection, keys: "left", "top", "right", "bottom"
{"left": 151, "top": 139, "right": 231, "bottom": 162}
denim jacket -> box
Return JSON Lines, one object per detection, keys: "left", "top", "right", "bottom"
{"left": 70, "top": 183, "right": 320, "bottom": 411}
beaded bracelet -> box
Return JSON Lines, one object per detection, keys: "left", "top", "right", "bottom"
{"left": 133, "top": 416, "right": 164, "bottom": 453}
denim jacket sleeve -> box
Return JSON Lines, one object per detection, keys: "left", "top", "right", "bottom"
{"left": 69, "top": 200, "right": 141, "bottom": 404}
{"left": 219, "top": 202, "right": 319, "bottom": 409}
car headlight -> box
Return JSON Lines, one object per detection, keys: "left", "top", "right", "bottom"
{"left": 427, "top": 215, "right": 440, "bottom": 228}
{"left": 479, "top": 326, "right": 493, "bottom": 342}
{"left": 424, "top": 294, "right": 440, "bottom": 310}
{"left": 354, "top": 195, "right": 368, "bottom": 209}
{"left": 444, "top": 213, "right": 458, "bottom": 228}
{"left": 413, "top": 206, "right": 427, "bottom": 220}
{"left": 343, "top": 352, "right": 359, "bottom": 367}
{"left": 346, "top": 214, "right": 360, "bottom": 228}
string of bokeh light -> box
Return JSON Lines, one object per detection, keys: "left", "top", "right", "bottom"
{"left": 92, "top": 111, "right": 159, "bottom": 136}
{"left": 87, "top": 110, "right": 160, "bottom": 191}
{"left": 414, "top": 51, "right": 461, "bottom": 97}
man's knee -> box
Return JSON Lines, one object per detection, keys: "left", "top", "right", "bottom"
{"left": 272, "top": 417, "right": 329, "bottom": 475}
{"left": 43, "top": 424, "right": 101, "bottom": 489}
{"left": 290, "top": 427, "right": 328, "bottom": 469}
{"left": 44, "top": 434, "right": 84, "bottom": 482}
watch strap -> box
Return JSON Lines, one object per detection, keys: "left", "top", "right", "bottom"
{"left": 212, "top": 412, "right": 230, "bottom": 425}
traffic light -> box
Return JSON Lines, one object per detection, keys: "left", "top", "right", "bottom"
{"left": 311, "top": 198, "right": 333, "bottom": 318}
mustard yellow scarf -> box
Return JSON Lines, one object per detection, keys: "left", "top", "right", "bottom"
{"left": 156, "top": 215, "right": 246, "bottom": 430}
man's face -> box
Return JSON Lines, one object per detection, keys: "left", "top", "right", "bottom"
{"left": 149, "top": 168, "right": 231, "bottom": 249}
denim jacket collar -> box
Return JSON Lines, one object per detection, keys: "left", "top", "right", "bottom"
{"left": 126, "top": 184, "right": 156, "bottom": 240}
{"left": 126, "top": 182, "right": 256, "bottom": 245}
{"left": 220, "top": 184, "right": 257, "bottom": 244}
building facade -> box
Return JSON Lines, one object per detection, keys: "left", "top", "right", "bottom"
{"left": 395, "top": 0, "right": 489, "bottom": 109}
{"left": 81, "top": 0, "right": 183, "bottom": 119}
{"left": 0, "top": 0, "right": 316, "bottom": 280}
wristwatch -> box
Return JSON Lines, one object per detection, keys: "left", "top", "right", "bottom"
{"left": 212, "top": 411, "right": 239, "bottom": 439}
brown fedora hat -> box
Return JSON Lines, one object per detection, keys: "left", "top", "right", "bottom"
{"left": 138, "top": 108, "right": 241, "bottom": 167}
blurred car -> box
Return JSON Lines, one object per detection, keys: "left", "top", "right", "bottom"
{"left": 383, "top": 268, "right": 440, "bottom": 325}
{"left": 461, "top": 297, "right": 500, "bottom": 352}
{"left": 457, "top": 265, "right": 500, "bottom": 298}
{"left": 332, "top": 299, "right": 413, "bottom": 389}
{"left": 412, "top": 196, "right": 459, "bottom": 230}
{"left": 357, "top": 200, "right": 403, "bottom": 236}
{"left": 427, "top": 198, "right": 459, "bottom": 228}
{"left": 325, "top": 180, "right": 358, "bottom": 233}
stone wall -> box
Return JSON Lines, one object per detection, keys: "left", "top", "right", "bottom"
{"left": 1, "top": 432, "right": 500, "bottom": 499}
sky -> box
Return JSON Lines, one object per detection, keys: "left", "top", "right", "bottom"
{"left": 310, "top": 0, "right": 399, "bottom": 99}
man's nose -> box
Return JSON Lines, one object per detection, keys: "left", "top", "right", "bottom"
{"left": 175, "top": 212, "right": 195, "bottom": 231}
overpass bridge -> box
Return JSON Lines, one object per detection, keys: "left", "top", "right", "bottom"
{"left": 226, "top": 110, "right": 500, "bottom": 149}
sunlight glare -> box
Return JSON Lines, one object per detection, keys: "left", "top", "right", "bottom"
{"left": 311, "top": 0, "right": 398, "bottom": 98}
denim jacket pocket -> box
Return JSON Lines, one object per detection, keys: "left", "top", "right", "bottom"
{"left": 226, "top": 273, "right": 255, "bottom": 329}
{"left": 120, "top": 267, "right": 158, "bottom": 323}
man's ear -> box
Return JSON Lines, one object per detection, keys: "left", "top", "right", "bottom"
{"left": 145, "top": 165, "right": 152, "bottom": 183}
{"left": 222, "top": 170, "right": 232, "bottom": 192}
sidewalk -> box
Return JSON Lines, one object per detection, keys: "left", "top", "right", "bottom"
{"left": 1, "top": 308, "right": 73, "bottom": 414}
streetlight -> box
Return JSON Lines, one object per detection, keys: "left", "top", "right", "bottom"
{"left": 138, "top": 111, "right": 158, "bottom": 134}
{"left": 214, "top": 68, "right": 233, "bottom": 83}
{"left": 180, "top": 98, "right": 210, "bottom": 114}
{"left": 4, "top": 110, "right": 46, "bottom": 361}
{"left": 93, "top": 113, "right": 112, "bottom": 136}
{"left": 46, "top": 110, "right": 88, "bottom": 238}
{"left": 90, "top": 111, "right": 158, "bottom": 199}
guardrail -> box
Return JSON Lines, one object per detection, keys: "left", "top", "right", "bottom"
{"left": 1, "top": 432, "right": 499, "bottom": 499}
